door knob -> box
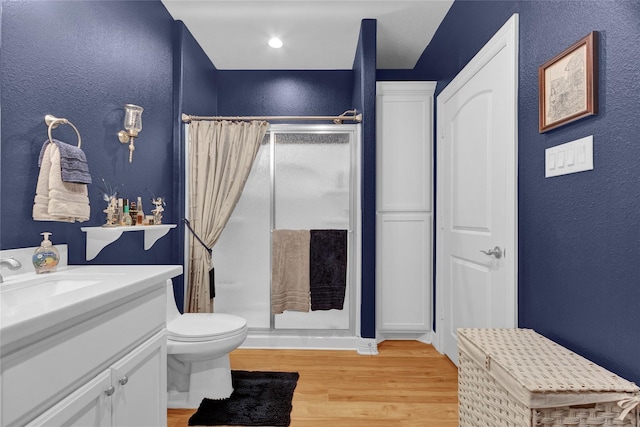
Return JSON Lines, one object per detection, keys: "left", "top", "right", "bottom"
{"left": 105, "top": 385, "right": 115, "bottom": 396}
{"left": 119, "top": 375, "right": 129, "bottom": 386}
{"left": 480, "top": 246, "right": 503, "bottom": 259}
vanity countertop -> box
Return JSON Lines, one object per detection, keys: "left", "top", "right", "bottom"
{"left": 0, "top": 264, "right": 182, "bottom": 355}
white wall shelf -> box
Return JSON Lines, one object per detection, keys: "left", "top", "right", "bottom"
{"left": 80, "top": 224, "right": 176, "bottom": 261}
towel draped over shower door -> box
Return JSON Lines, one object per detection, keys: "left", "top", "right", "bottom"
{"left": 187, "top": 120, "right": 269, "bottom": 313}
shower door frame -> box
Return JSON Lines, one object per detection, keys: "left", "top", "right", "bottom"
{"left": 267, "top": 124, "right": 361, "bottom": 337}
{"left": 183, "top": 123, "right": 362, "bottom": 344}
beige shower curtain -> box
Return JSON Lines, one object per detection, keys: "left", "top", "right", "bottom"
{"left": 187, "top": 120, "right": 269, "bottom": 313}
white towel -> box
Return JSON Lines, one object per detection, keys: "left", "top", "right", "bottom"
{"left": 33, "top": 143, "right": 90, "bottom": 222}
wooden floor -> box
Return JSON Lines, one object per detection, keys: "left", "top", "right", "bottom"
{"left": 167, "top": 340, "right": 458, "bottom": 427}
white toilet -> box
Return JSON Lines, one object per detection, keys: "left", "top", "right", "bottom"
{"left": 166, "top": 279, "right": 248, "bottom": 408}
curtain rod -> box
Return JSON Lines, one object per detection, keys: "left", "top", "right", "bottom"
{"left": 181, "top": 109, "right": 362, "bottom": 124}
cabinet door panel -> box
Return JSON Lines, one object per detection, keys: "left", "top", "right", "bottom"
{"left": 111, "top": 331, "right": 167, "bottom": 427}
{"left": 376, "top": 82, "right": 434, "bottom": 212}
{"left": 25, "top": 370, "right": 111, "bottom": 427}
{"left": 377, "top": 213, "right": 432, "bottom": 332}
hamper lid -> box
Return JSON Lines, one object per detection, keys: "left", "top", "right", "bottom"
{"left": 458, "top": 328, "right": 640, "bottom": 408}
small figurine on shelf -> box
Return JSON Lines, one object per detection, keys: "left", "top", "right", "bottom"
{"left": 103, "top": 198, "right": 118, "bottom": 226}
{"left": 151, "top": 197, "right": 165, "bottom": 225}
{"left": 99, "top": 179, "right": 120, "bottom": 227}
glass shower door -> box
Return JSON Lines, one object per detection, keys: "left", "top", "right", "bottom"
{"left": 273, "top": 131, "right": 352, "bottom": 330}
{"left": 211, "top": 126, "right": 356, "bottom": 333}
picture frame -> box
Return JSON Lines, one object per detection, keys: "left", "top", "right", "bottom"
{"left": 538, "top": 31, "right": 598, "bottom": 133}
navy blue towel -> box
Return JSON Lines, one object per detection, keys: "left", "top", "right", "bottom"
{"left": 309, "top": 229, "right": 347, "bottom": 311}
{"left": 38, "top": 139, "right": 92, "bottom": 184}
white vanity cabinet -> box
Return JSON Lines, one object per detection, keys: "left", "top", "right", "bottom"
{"left": 0, "top": 264, "right": 181, "bottom": 427}
{"left": 376, "top": 81, "right": 436, "bottom": 338}
{"left": 26, "top": 331, "right": 166, "bottom": 427}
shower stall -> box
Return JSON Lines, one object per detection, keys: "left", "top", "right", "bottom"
{"left": 185, "top": 124, "right": 361, "bottom": 348}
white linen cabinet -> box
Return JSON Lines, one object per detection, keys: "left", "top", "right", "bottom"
{"left": 376, "top": 81, "right": 436, "bottom": 339}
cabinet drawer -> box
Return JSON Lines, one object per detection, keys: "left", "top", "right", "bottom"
{"left": 1, "top": 287, "right": 165, "bottom": 427}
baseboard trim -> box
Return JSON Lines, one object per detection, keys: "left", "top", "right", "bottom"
{"left": 377, "top": 330, "right": 434, "bottom": 344}
{"left": 356, "top": 338, "right": 379, "bottom": 355}
{"left": 240, "top": 333, "right": 436, "bottom": 355}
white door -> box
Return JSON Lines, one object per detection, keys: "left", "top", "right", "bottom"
{"left": 436, "top": 14, "right": 519, "bottom": 364}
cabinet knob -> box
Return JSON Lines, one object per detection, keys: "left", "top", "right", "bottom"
{"left": 119, "top": 375, "right": 129, "bottom": 386}
{"left": 105, "top": 385, "right": 115, "bottom": 396}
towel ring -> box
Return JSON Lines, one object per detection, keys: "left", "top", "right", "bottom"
{"left": 45, "top": 114, "right": 82, "bottom": 148}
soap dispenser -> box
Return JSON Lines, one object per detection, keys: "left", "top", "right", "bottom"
{"left": 33, "top": 232, "right": 60, "bottom": 274}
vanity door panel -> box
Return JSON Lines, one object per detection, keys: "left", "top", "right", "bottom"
{"left": 25, "top": 370, "right": 112, "bottom": 427}
{"left": 111, "top": 331, "right": 167, "bottom": 427}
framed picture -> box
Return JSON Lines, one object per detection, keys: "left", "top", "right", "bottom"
{"left": 539, "top": 31, "right": 598, "bottom": 133}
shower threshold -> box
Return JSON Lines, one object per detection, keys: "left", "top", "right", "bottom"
{"left": 241, "top": 328, "right": 359, "bottom": 351}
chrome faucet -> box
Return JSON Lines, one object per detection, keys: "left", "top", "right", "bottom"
{"left": 0, "top": 257, "right": 22, "bottom": 283}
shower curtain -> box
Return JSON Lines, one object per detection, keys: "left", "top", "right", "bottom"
{"left": 187, "top": 120, "right": 269, "bottom": 313}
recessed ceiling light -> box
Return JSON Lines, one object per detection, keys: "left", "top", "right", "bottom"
{"left": 268, "top": 37, "right": 283, "bottom": 49}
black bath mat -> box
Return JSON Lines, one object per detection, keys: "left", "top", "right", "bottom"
{"left": 188, "top": 370, "right": 299, "bottom": 426}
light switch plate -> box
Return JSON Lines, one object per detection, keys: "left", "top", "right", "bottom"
{"left": 545, "top": 135, "right": 593, "bottom": 178}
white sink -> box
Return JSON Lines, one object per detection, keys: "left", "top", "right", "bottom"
{"left": 1, "top": 269, "right": 127, "bottom": 304}
{"left": 0, "top": 270, "right": 126, "bottom": 324}
{"left": 2, "top": 276, "right": 101, "bottom": 305}
{"left": 0, "top": 264, "right": 182, "bottom": 354}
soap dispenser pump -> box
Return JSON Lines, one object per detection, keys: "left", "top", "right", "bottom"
{"left": 33, "top": 232, "right": 60, "bottom": 274}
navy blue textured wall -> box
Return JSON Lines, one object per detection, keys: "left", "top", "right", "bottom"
{"left": 517, "top": 0, "right": 640, "bottom": 385}
{"left": 178, "top": 23, "right": 219, "bottom": 118}
{"left": 1, "top": 0, "right": 177, "bottom": 266}
{"left": 416, "top": 0, "right": 640, "bottom": 384}
{"left": 217, "top": 70, "right": 353, "bottom": 117}
{"left": 352, "top": 19, "right": 377, "bottom": 339}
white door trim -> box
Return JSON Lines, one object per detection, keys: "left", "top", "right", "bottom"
{"left": 434, "top": 14, "right": 519, "bottom": 354}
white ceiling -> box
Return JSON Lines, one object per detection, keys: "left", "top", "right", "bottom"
{"left": 161, "top": 1, "right": 454, "bottom": 70}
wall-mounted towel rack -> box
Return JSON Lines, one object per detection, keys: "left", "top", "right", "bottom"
{"left": 44, "top": 114, "right": 82, "bottom": 147}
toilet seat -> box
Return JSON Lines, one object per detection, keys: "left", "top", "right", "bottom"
{"left": 167, "top": 313, "right": 247, "bottom": 342}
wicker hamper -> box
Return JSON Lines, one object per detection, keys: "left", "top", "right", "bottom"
{"left": 458, "top": 328, "right": 640, "bottom": 427}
